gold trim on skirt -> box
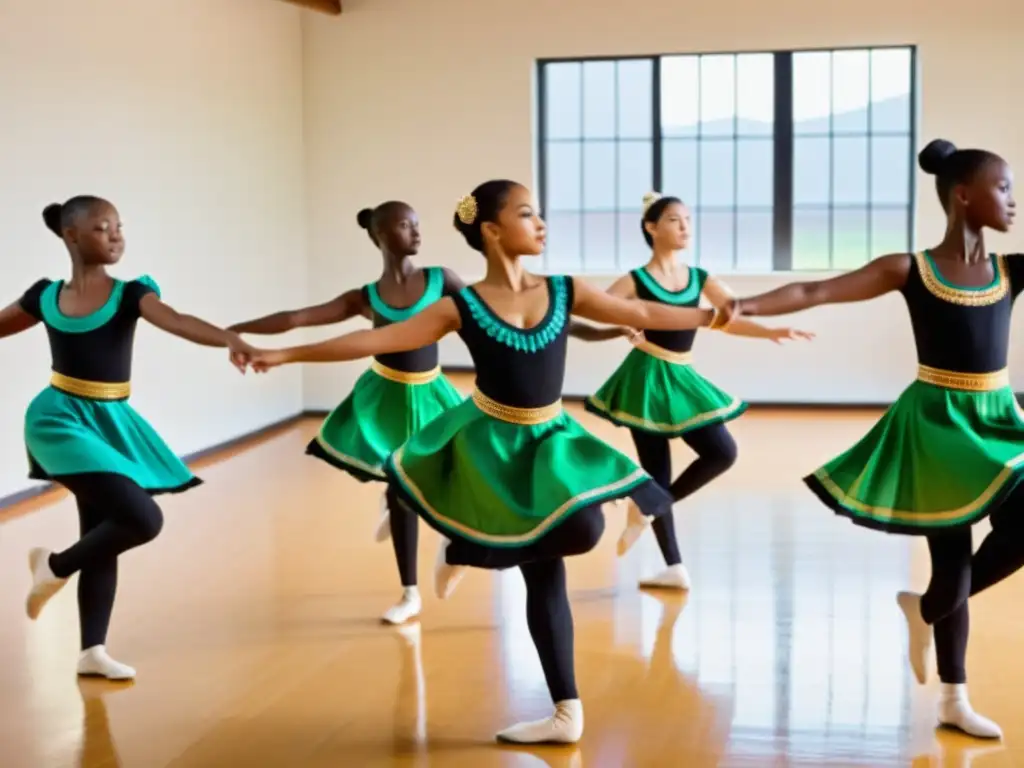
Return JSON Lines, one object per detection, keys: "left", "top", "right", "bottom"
{"left": 916, "top": 364, "right": 1010, "bottom": 392}
{"left": 471, "top": 389, "right": 562, "bottom": 425}
{"left": 370, "top": 360, "right": 440, "bottom": 385}
{"left": 50, "top": 372, "right": 131, "bottom": 400}
{"left": 634, "top": 339, "right": 694, "bottom": 365}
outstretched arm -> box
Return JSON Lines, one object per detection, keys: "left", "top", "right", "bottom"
{"left": 572, "top": 277, "right": 713, "bottom": 330}
{"left": 566, "top": 273, "right": 643, "bottom": 341}
{"left": 0, "top": 301, "right": 39, "bottom": 340}
{"left": 250, "top": 297, "right": 461, "bottom": 370}
{"left": 229, "top": 288, "right": 367, "bottom": 335}
{"left": 702, "top": 276, "right": 814, "bottom": 342}
{"left": 140, "top": 294, "right": 254, "bottom": 372}
{"left": 568, "top": 321, "right": 636, "bottom": 342}
{"left": 141, "top": 294, "right": 244, "bottom": 348}
{"left": 732, "top": 253, "right": 911, "bottom": 317}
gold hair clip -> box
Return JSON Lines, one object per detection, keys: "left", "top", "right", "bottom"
{"left": 642, "top": 191, "right": 662, "bottom": 214}
{"left": 455, "top": 194, "right": 478, "bottom": 225}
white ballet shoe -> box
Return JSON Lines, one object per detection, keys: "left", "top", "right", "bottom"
{"left": 26, "top": 548, "right": 67, "bottom": 620}
{"left": 897, "top": 591, "right": 932, "bottom": 684}
{"left": 616, "top": 500, "right": 650, "bottom": 557}
{"left": 374, "top": 492, "right": 391, "bottom": 543}
{"left": 496, "top": 699, "right": 584, "bottom": 744}
{"left": 937, "top": 684, "right": 1003, "bottom": 739}
{"left": 382, "top": 587, "right": 422, "bottom": 625}
{"left": 433, "top": 539, "right": 466, "bottom": 600}
{"left": 639, "top": 564, "right": 691, "bottom": 591}
{"left": 77, "top": 645, "right": 136, "bottom": 681}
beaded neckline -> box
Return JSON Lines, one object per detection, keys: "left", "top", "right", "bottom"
{"left": 915, "top": 252, "right": 1007, "bottom": 307}
{"left": 460, "top": 276, "right": 569, "bottom": 353}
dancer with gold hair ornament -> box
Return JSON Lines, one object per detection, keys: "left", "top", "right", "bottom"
{"left": 245, "top": 180, "right": 725, "bottom": 745}
{"left": 230, "top": 201, "right": 634, "bottom": 627}
{"left": 586, "top": 191, "right": 813, "bottom": 590}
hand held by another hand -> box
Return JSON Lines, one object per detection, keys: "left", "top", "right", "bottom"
{"left": 623, "top": 327, "right": 644, "bottom": 344}
{"left": 247, "top": 348, "right": 287, "bottom": 374}
{"left": 226, "top": 333, "right": 255, "bottom": 374}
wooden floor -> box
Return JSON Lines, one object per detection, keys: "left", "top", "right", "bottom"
{"left": 1, "top": 393, "right": 1022, "bottom": 766}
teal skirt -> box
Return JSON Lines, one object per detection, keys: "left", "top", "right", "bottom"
{"left": 25, "top": 386, "right": 200, "bottom": 495}
{"left": 805, "top": 379, "right": 1024, "bottom": 535}
{"left": 585, "top": 345, "right": 747, "bottom": 436}
{"left": 306, "top": 362, "right": 465, "bottom": 483}
{"left": 383, "top": 394, "right": 672, "bottom": 551}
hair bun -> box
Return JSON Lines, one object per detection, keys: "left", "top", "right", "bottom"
{"left": 918, "top": 139, "right": 958, "bottom": 175}
{"left": 42, "top": 203, "right": 63, "bottom": 237}
{"left": 356, "top": 208, "right": 374, "bottom": 230}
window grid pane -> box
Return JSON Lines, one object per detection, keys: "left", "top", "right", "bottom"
{"left": 790, "top": 47, "right": 913, "bottom": 270}
{"left": 662, "top": 52, "right": 768, "bottom": 269}
{"left": 539, "top": 46, "right": 914, "bottom": 274}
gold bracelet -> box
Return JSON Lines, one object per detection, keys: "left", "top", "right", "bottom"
{"left": 720, "top": 302, "right": 737, "bottom": 330}
{"left": 708, "top": 307, "right": 726, "bottom": 331}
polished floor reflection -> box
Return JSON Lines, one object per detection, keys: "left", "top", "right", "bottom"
{"left": 1, "top": 398, "right": 1021, "bottom": 766}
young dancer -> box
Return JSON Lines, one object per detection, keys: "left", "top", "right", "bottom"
{"left": 1, "top": 196, "right": 253, "bottom": 680}
{"left": 586, "top": 192, "right": 813, "bottom": 590}
{"left": 230, "top": 201, "right": 626, "bottom": 626}
{"left": 230, "top": 201, "right": 465, "bottom": 625}
{"left": 244, "top": 179, "right": 729, "bottom": 744}
{"left": 722, "top": 138, "right": 1021, "bottom": 740}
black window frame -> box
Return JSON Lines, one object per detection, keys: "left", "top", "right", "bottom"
{"left": 536, "top": 45, "right": 918, "bottom": 273}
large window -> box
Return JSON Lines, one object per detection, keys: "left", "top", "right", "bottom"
{"left": 537, "top": 47, "right": 916, "bottom": 273}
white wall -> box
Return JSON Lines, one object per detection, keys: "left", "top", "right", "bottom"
{"left": 300, "top": 0, "right": 1024, "bottom": 410}
{"left": 0, "top": 0, "right": 308, "bottom": 499}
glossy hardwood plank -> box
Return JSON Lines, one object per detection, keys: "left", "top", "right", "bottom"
{"left": 1, "top": 394, "right": 1020, "bottom": 766}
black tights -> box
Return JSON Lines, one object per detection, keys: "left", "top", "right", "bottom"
{"left": 47, "top": 473, "right": 164, "bottom": 650}
{"left": 629, "top": 424, "right": 737, "bottom": 565}
{"left": 438, "top": 503, "right": 605, "bottom": 703}
{"left": 449, "top": 507, "right": 604, "bottom": 702}
{"left": 386, "top": 487, "right": 418, "bottom": 588}
{"left": 920, "top": 487, "right": 1024, "bottom": 683}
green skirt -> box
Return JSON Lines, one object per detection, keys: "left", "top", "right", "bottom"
{"left": 585, "top": 346, "right": 747, "bottom": 436}
{"left": 805, "top": 380, "right": 1024, "bottom": 535}
{"left": 306, "top": 363, "right": 464, "bottom": 483}
{"left": 25, "top": 386, "right": 200, "bottom": 495}
{"left": 383, "top": 395, "right": 672, "bottom": 552}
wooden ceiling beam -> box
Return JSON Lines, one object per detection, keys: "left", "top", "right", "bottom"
{"left": 277, "top": 0, "right": 341, "bottom": 15}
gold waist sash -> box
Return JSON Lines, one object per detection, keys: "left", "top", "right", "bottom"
{"left": 916, "top": 364, "right": 1009, "bottom": 392}
{"left": 51, "top": 372, "right": 131, "bottom": 400}
{"left": 634, "top": 339, "right": 693, "bottom": 365}
{"left": 471, "top": 389, "right": 562, "bottom": 425}
{"left": 370, "top": 360, "right": 440, "bottom": 385}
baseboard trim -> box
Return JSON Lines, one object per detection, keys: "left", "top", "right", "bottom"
{"left": 0, "top": 411, "right": 312, "bottom": 511}
{"left": 182, "top": 412, "right": 308, "bottom": 466}
{"left": 0, "top": 484, "right": 55, "bottom": 509}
